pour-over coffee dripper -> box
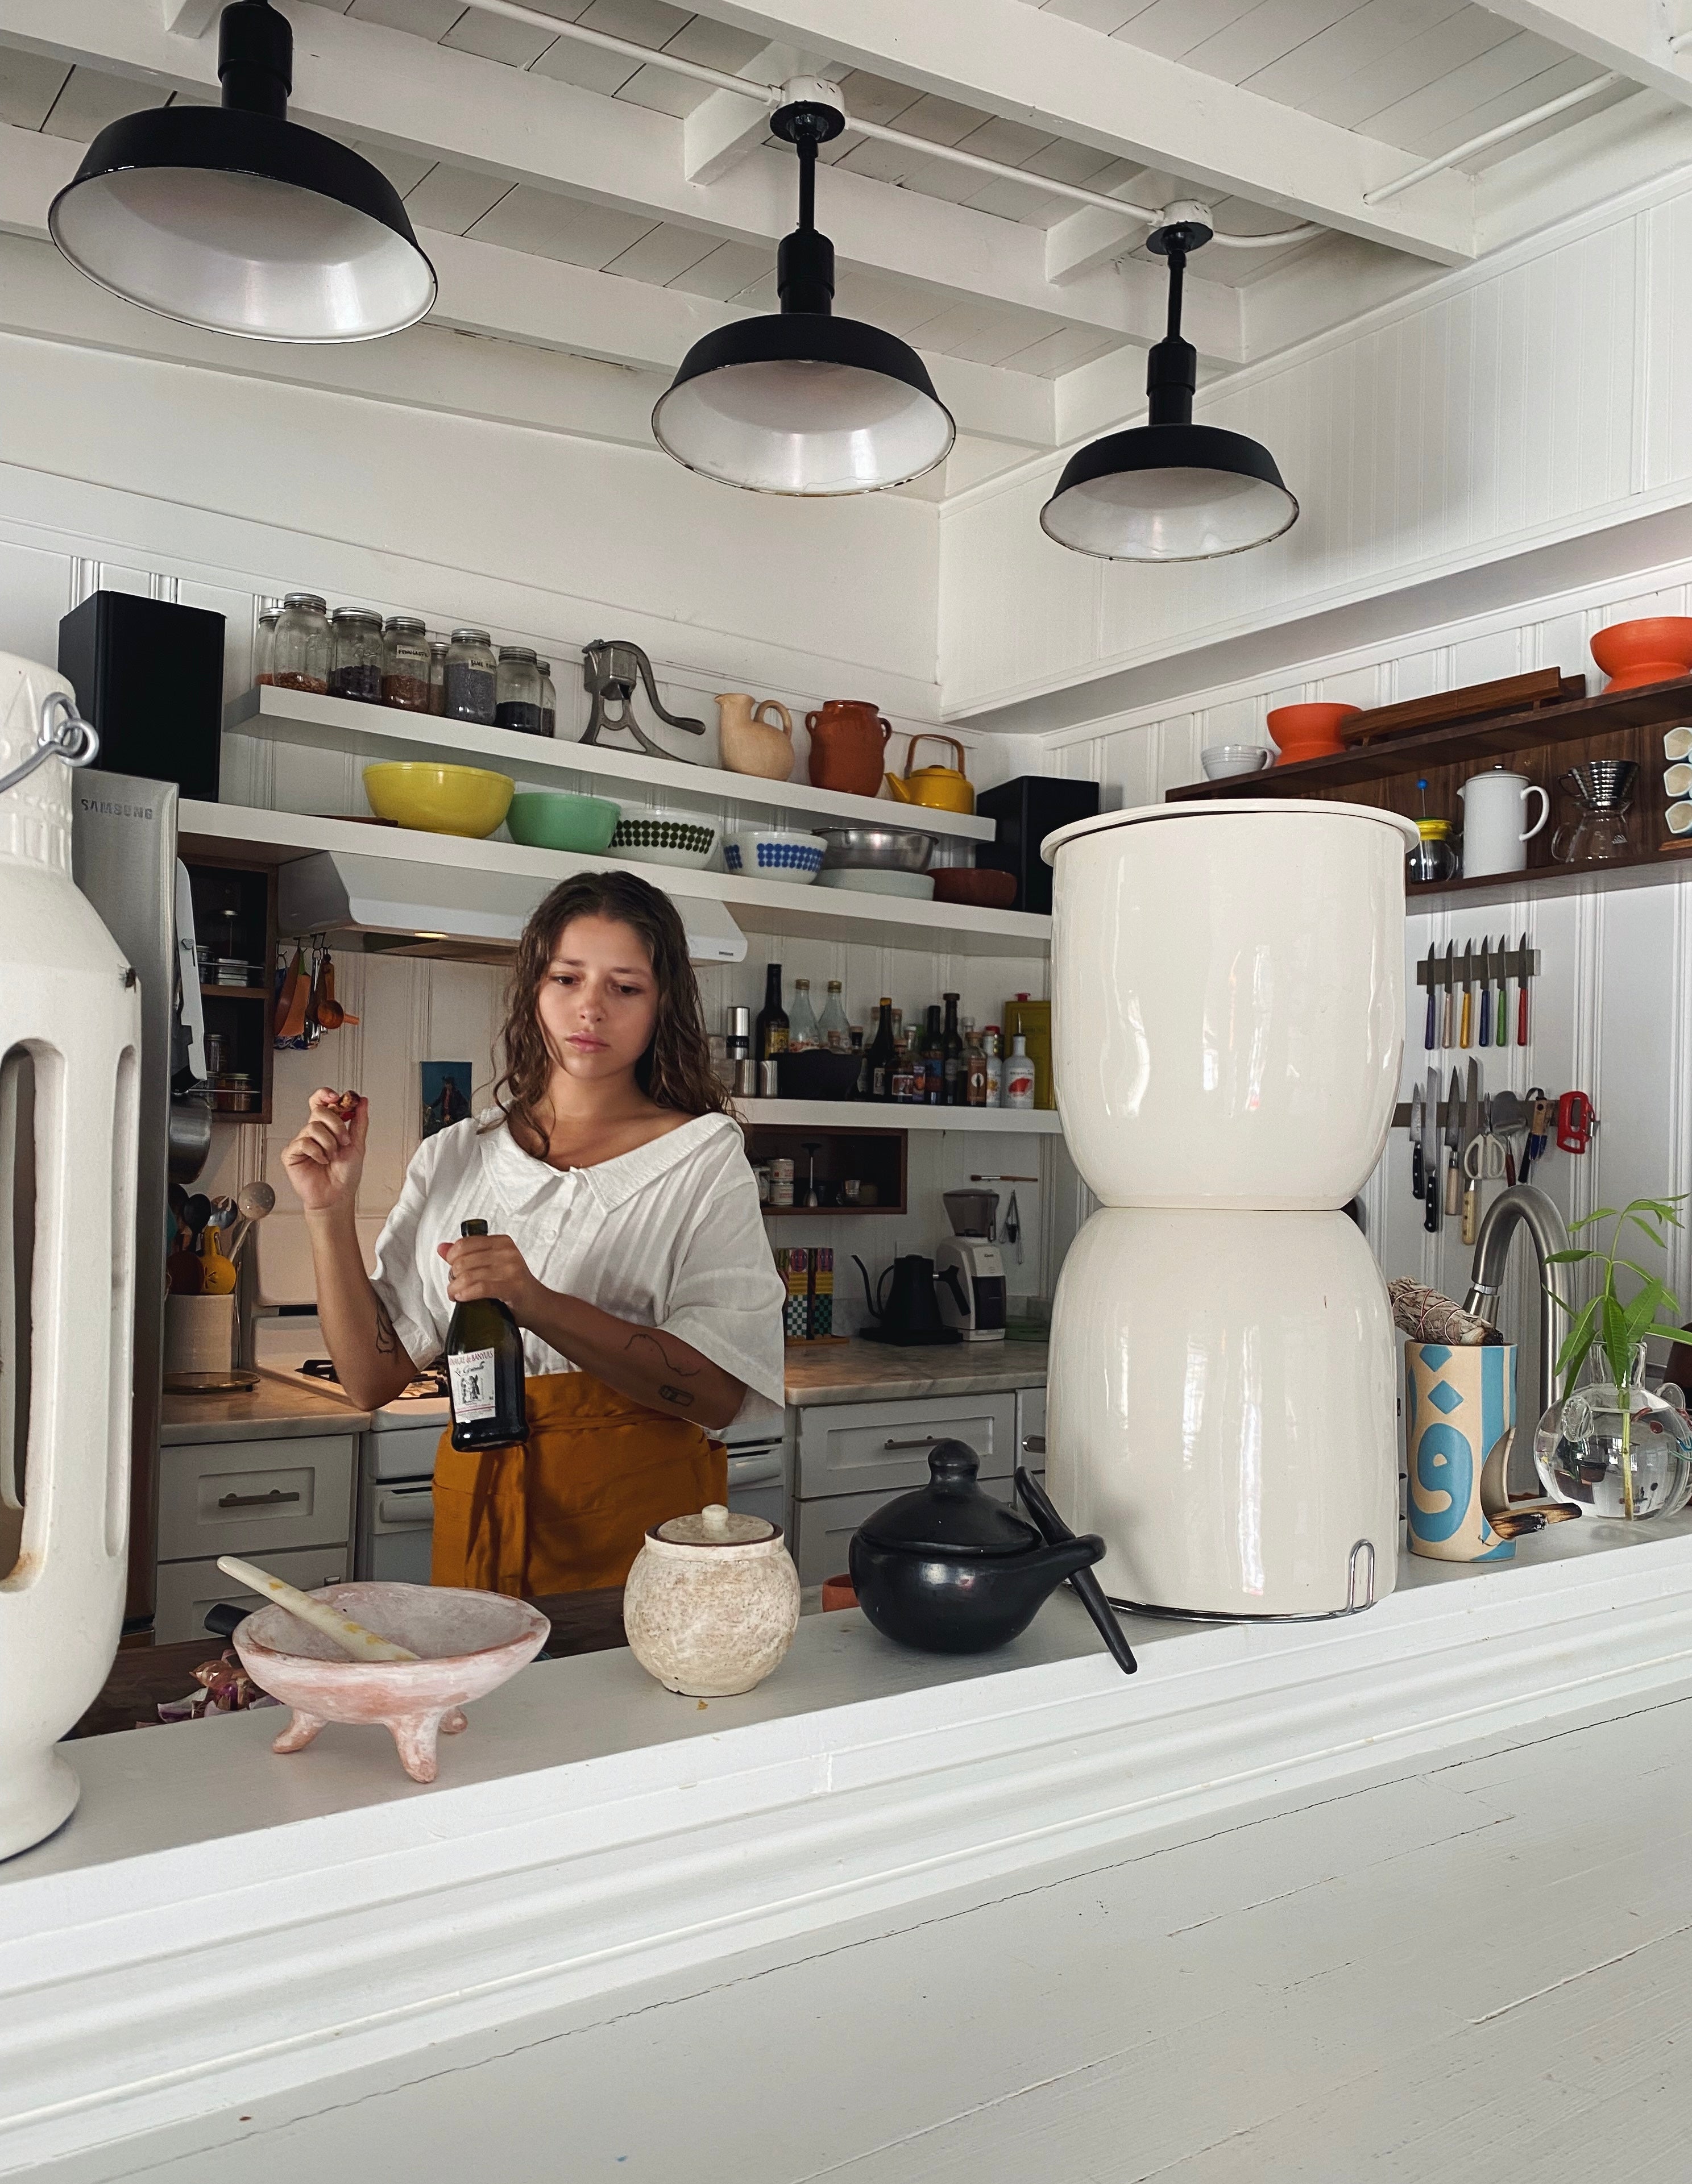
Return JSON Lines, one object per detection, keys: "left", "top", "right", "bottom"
{"left": 1552, "top": 759, "right": 1637, "bottom": 864}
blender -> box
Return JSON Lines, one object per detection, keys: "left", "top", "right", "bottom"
{"left": 935, "top": 1190, "right": 1007, "bottom": 1344}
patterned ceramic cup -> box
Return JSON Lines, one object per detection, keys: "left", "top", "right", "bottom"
{"left": 1405, "top": 1342, "right": 1518, "bottom": 1562}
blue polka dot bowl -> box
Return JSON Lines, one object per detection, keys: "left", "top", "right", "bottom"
{"left": 724, "top": 828, "right": 827, "bottom": 884}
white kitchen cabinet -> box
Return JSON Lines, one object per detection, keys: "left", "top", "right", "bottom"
{"left": 157, "top": 1434, "right": 356, "bottom": 1567}
{"left": 154, "top": 1544, "right": 351, "bottom": 1645}
{"left": 1017, "top": 1385, "right": 1046, "bottom": 1476}
{"left": 795, "top": 1392, "right": 1017, "bottom": 1501}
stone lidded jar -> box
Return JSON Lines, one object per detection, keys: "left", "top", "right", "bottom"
{"left": 623, "top": 1505, "right": 801, "bottom": 1698}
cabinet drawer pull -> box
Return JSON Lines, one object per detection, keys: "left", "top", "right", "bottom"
{"left": 217, "top": 1488, "right": 301, "bottom": 1510}
{"left": 1022, "top": 1435, "right": 1046, "bottom": 1455}
{"left": 883, "top": 1435, "right": 943, "bottom": 1451}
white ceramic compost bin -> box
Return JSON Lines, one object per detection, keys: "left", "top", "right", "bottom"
{"left": 1041, "top": 798, "right": 1416, "bottom": 1621}
{"left": 0, "top": 651, "right": 138, "bottom": 1858}
{"left": 1042, "top": 800, "right": 1415, "bottom": 1210}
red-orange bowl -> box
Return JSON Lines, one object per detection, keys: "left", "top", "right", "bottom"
{"left": 1590, "top": 617, "right": 1692, "bottom": 691}
{"left": 1266, "top": 702, "right": 1362, "bottom": 766}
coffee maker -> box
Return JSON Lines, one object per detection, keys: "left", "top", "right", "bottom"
{"left": 936, "top": 1191, "right": 1007, "bottom": 1344}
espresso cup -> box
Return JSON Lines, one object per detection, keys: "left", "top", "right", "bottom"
{"left": 1667, "top": 800, "right": 1692, "bottom": 836}
{"left": 1665, "top": 727, "right": 1692, "bottom": 762}
{"left": 1668, "top": 763, "right": 1692, "bottom": 799}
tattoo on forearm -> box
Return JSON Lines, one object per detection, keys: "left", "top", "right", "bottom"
{"left": 658, "top": 1384, "right": 695, "bottom": 1408}
{"left": 625, "top": 1330, "right": 701, "bottom": 1376}
{"left": 374, "top": 1298, "right": 398, "bottom": 1356}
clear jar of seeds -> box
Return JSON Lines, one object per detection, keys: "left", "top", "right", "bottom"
{"left": 271, "top": 592, "right": 331, "bottom": 694}
{"left": 495, "top": 646, "right": 545, "bottom": 737}
{"left": 443, "top": 628, "right": 497, "bottom": 725}
{"left": 381, "top": 614, "right": 432, "bottom": 712}
{"left": 328, "top": 607, "right": 384, "bottom": 704}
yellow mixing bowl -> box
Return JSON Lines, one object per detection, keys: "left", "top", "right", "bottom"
{"left": 363, "top": 762, "right": 514, "bottom": 838}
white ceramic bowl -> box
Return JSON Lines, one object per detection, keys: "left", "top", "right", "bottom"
{"left": 815, "top": 867, "right": 935, "bottom": 899}
{"left": 610, "top": 814, "right": 719, "bottom": 869}
{"left": 1200, "top": 744, "right": 1272, "bottom": 780}
{"left": 724, "top": 828, "right": 826, "bottom": 883}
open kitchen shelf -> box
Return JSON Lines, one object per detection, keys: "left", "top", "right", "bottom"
{"left": 745, "top": 1098, "right": 1060, "bottom": 1134}
{"left": 179, "top": 802, "right": 1051, "bottom": 959}
{"left": 184, "top": 854, "right": 277, "bottom": 1125}
{"left": 1164, "top": 675, "right": 1692, "bottom": 903}
{"left": 226, "top": 686, "right": 996, "bottom": 844}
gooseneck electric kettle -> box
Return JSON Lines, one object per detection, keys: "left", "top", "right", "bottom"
{"left": 853, "top": 1255, "right": 960, "bottom": 1346}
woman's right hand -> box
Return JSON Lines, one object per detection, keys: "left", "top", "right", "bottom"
{"left": 281, "top": 1089, "right": 368, "bottom": 1215}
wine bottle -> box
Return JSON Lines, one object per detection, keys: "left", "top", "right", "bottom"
{"left": 756, "top": 963, "right": 789, "bottom": 1061}
{"left": 445, "top": 1219, "right": 528, "bottom": 1451}
{"left": 941, "top": 991, "right": 963, "bottom": 1105}
{"left": 922, "top": 1004, "right": 944, "bottom": 1105}
{"left": 866, "top": 996, "right": 896, "bottom": 1101}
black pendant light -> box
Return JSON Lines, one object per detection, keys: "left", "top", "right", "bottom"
{"left": 1040, "top": 211, "right": 1297, "bottom": 562}
{"left": 48, "top": 0, "right": 436, "bottom": 344}
{"left": 653, "top": 95, "right": 954, "bottom": 496}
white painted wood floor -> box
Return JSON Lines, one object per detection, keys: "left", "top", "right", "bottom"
{"left": 49, "top": 1675, "right": 1692, "bottom": 2184}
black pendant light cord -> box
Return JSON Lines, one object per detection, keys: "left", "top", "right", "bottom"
{"left": 1146, "top": 219, "right": 1205, "bottom": 430}
{"left": 772, "top": 99, "right": 843, "bottom": 318}
{"left": 797, "top": 131, "right": 816, "bottom": 235}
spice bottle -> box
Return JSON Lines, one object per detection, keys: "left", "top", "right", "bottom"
{"left": 252, "top": 606, "right": 278, "bottom": 688}
{"left": 381, "top": 615, "right": 432, "bottom": 712}
{"left": 1005, "top": 1033, "right": 1035, "bottom": 1110}
{"left": 964, "top": 1019, "right": 987, "bottom": 1106}
{"left": 271, "top": 592, "right": 331, "bottom": 694}
{"left": 495, "top": 646, "right": 546, "bottom": 737}
{"left": 444, "top": 629, "right": 497, "bottom": 725}
{"left": 982, "top": 1025, "right": 1002, "bottom": 1107}
{"left": 327, "top": 607, "right": 384, "bottom": 704}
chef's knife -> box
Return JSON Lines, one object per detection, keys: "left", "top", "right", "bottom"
{"left": 1458, "top": 942, "right": 1474, "bottom": 1049}
{"left": 1517, "top": 928, "right": 1531, "bottom": 1044}
{"left": 1461, "top": 1057, "right": 1482, "bottom": 1245}
{"left": 1423, "top": 946, "right": 1437, "bottom": 1050}
{"left": 1493, "top": 936, "right": 1509, "bottom": 1048}
{"left": 1441, "top": 940, "right": 1455, "bottom": 1048}
{"left": 1477, "top": 935, "right": 1491, "bottom": 1047}
{"left": 1410, "top": 1083, "right": 1424, "bottom": 1198}
{"left": 1423, "top": 1065, "right": 1441, "bottom": 1233}
{"left": 1444, "top": 1066, "right": 1463, "bottom": 1217}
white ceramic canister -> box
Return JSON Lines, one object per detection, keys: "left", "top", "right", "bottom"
{"left": 1457, "top": 766, "right": 1549, "bottom": 878}
{"left": 1047, "top": 1209, "right": 1398, "bottom": 1618}
{"left": 1041, "top": 800, "right": 1417, "bottom": 1209}
{"left": 0, "top": 651, "right": 139, "bottom": 1858}
{"left": 623, "top": 1504, "right": 801, "bottom": 1697}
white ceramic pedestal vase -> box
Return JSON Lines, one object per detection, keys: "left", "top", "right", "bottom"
{"left": 1043, "top": 800, "right": 1417, "bottom": 1620}
{"left": 0, "top": 651, "right": 139, "bottom": 1859}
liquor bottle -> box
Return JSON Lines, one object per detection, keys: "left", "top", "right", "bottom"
{"left": 982, "top": 1025, "right": 1003, "bottom": 1107}
{"left": 941, "top": 991, "right": 963, "bottom": 1105}
{"left": 445, "top": 1220, "right": 528, "bottom": 1451}
{"left": 1005, "top": 1033, "right": 1035, "bottom": 1110}
{"left": 866, "top": 997, "right": 897, "bottom": 1101}
{"left": 891, "top": 1023, "right": 918, "bottom": 1104}
{"left": 818, "top": 979, "right": 851, "bottom": 1052}
{"left": 756, "top": 964, "right": 789, "bottom": 1061}
{"left": 788, "top": 977, "right": 820, "bottom": 1052}
{"left": 964, "top": 1018, "right": 987, "bottom": 1106}
{"left": 922, "top": 1004, "right": 944, "bottom": 1105}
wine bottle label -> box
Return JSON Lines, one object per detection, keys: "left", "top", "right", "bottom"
{"left": 449, "top": 1347, "right": 498, "bottom": 1422}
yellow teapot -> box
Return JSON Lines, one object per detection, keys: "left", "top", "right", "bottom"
{"left": 886, "top": 733, "right": 974, "bottom": 816}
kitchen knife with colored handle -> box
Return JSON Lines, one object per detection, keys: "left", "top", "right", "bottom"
{"left": 1444, "top": 1066, "right": 1463, "bottom": 1217}
{"left": 1423, "top": 1065, "right": 1441, "bottom": 1233}
{"left": 1410, "top": 1083, "right": 1424, "bottom": 1198}
{"left": 1494, "top": 938, "right": 1509, "bottom": 1048}
{"left": 1477, "top": 936, "right": 1491, "bottom": 1047}
{"left": 1458, "top": 943, "right": 1474, "bottom": 1048}
{"left": 1442, "top": 940, "right": 1455, "bottom": 1047}
{"left": 1423, "top": 946, "right": 1437, "bottom": 1049}
{"left": 1517, "top": 929, "right": 1531, "bottom": 1044}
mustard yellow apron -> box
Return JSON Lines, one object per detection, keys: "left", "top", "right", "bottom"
{"left": 430, "top": 1370, "right": 727, "bottom": 1596}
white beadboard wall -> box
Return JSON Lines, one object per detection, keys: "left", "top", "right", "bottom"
{"left": 1026, "top": 553, "right": 1692, "bottom": 1447}
{"left": 939, "top": 161, "right": 1692, "bottom": 724}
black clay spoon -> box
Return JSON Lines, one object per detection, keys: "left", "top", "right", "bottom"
{"left": 1017, "top": 1467, "right": 1137, "bottom": 1676}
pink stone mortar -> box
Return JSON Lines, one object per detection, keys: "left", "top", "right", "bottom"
{"left": 234, "top": 1582, "right": 549, "bottom": 1783}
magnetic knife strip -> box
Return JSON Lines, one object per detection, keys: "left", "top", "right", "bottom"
{"left": 1415, "top": 942, "right": 1540, "bottom": 991}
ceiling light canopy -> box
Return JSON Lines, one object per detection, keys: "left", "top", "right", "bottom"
{"left": 48, "top": 0, "right": 436, "bottom": 344}
{"left": 653, "top": 88, "right": 955, "bottom": 496}
{"left": 1040, "top": 209, "right": 1297, "bottom": 563}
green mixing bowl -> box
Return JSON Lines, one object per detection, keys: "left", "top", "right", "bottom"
{"left": 506, "top": 791, "right": 621, "bottom": 854}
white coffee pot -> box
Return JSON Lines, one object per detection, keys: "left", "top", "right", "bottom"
{"left": 1458, "top": 767, "right": 1549, "bottom": 877}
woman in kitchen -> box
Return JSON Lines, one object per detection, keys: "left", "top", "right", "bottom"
{"left": 281, "top": 869, "right": 785, "bottom": 1597}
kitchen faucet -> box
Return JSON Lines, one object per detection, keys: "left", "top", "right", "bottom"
{"left": 1463, "top": 1184, "right": 1571, "bottom": 1426}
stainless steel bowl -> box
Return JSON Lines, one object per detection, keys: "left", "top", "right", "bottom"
{"left": 816, "top": 825, "right": 936, "bottom": 873}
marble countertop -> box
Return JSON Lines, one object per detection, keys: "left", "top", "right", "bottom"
{"left": 783, "top": 1337, "right": 1048, "bottom": 1407}
{"left": 159, "top": 1372, "right": 372, "bottom": 1447}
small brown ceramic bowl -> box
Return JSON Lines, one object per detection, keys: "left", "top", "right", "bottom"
{"left": 931, "top": 867, "right": 1018, "bottom": 910}
{"left": 235, "top": 1581, "right": 548, "bottom": 1784}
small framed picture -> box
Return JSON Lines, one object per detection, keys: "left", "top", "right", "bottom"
{"left": 421, "top": 1061, "right": 472, "bottom": 1139}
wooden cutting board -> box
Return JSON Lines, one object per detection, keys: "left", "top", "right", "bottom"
{"left": 1340, "top": 668, "right": 1584, "bottom": 747}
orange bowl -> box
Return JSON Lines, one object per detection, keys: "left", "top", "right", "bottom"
{"left": 1266, "top": 702, "right": 1361, "bottom": 766}
{"left": 1590, "top": 617, "right": 1692, "bottom": 692}
{"left": 931, "top": 867, "right": 1018, "bottom": 910}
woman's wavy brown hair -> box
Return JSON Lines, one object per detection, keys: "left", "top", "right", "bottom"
{"left": 487, "top": 870, "right": 728, "bottom": 1151}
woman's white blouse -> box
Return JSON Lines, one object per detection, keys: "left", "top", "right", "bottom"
{"left": 370, "top": 1110, "right": 785, "bottom": 1420}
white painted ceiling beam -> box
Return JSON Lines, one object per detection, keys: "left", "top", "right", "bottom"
{"left": 1477, "top": 2, "right": 1692, "bottom": 109}
{"left": 0, "top": 0, "right": 1243, "bottom": 363}
{"left": 1044, "top": 205, "right": 1144, "bottom": 288}
{"left": 683, "top": 41, "right": 796, "bottom": 185}
{"left": 686, "top": 0, "right": 1475, "bottom": 263}
{"left": 161, "top": 0, "right": 218, "bottom": 33}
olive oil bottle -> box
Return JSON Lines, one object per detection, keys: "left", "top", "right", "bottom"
{"left": 445, "top": 1219, "right": 528, "bottom": 1450}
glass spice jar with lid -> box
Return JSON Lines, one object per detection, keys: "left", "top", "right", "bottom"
{"left": 495, "top": 646, "right": 545, "bottom": 737}
{"left": 536, "top": 658, "right": 557, "bottom": 738}
{"left": 381, "top": 614, "right": 432, "bottom": 712}
{"left": 253, "top": 605, "right": 279, "bottom": 688}
{"left": 329, "top": 607, "right": 385, "bottom": 704}
{"left": 444, "top": 628, "right": 497, "bottom": 724}
{"left": 271, "top": 592, "right": 331, "bottom": 694}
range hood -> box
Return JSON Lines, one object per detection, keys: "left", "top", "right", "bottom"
{"left": 279, "top": 850, "right": 747, "bottom": 964}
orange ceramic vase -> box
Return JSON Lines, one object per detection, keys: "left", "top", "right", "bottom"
{"left": 806, "top": 699, "right": 892, "bottom": 797}
{"left": 1589, "top": 617, "right": 1692, "bottom": 692}
{"left": 1266, "top": 701, "right": 1362, "bottom": 766}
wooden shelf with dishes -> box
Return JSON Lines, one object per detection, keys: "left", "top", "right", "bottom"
{"left": 223, "top": 686, "right": 996, "bottom": 843}
{"left": 184, "top": 854, "right": 277, "bottom": 1126}
{"left": 1164, "top": 674, "right": 1692, "bottom": 904}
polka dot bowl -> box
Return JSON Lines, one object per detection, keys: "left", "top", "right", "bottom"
{"left": 724, "top": 829, "right": 827, "bottom": 884}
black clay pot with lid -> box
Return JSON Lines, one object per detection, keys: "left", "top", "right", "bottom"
{"left": 848, "top": 1440, "right": 1106, "bottom": 1655}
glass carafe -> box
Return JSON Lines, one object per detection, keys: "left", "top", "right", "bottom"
{"left": 1535, "top": 1352, "right": 1692, "bottom": 1520}
{"left": 1550, "top": 759, "right": 1637, "bottom": 864}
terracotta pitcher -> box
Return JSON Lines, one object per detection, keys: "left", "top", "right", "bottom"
{"left": 716, "top": 693, "right": 794, "bottom": 783}
{"left": 806, "top": 699, "right": 891, "bottom": 798}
